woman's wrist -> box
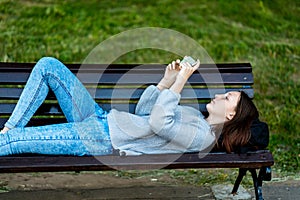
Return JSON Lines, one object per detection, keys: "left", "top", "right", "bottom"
{"left": 157, "top": 77, "right": 174, "bottom": 91}
{"left": 169, "top": 75, "right": 186, "bottom": 94}
{"left": 157, "top": 84, "right": 166, "bottom": 91}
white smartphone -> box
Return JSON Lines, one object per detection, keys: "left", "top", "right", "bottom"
{"left": 180, "top": 56, "right": 197, "bottom": 66}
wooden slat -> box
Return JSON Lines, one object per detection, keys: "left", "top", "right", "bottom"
{"left": 0, "top": 151, "right": 274, "bottom": 173}
{"left": 0, "top": 62, "right": 253, "bottom": 84}
{"left": 77, "top": 73, "right": 253, "bottom": 85}
{"left": 0, "top": 72, "right": 253, "bottom": 85}
{"left": 0, "top": 62, "right": 252, "bottom": 73}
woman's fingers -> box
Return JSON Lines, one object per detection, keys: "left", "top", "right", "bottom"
{"left": 193, "top": 59, "right": 201, "bottom": 70}
{"left": 168, "top": 57, "right": 200, "bottom": 71}
{"left": 168, "top": 59, "right": 181, "bottom": 70}
{"left": 178, "top": 61, "right": 198, "bottom": 80}
{"left": 172, "top": 61, "right": 176, "bottom": 69}
{"left": 167, "top": 63, "right": 172, "bottom": 70}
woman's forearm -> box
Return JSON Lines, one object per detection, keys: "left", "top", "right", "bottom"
{"left": 157, "top": 78, "right": 172, "bottom": 91}
{"left": 169, "top": 75, "right": 186, "bottom": 94}
{"left": 157, "top": 60, "right": 181, "bottom": 91}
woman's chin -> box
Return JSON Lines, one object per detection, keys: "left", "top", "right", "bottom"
{"left": 206, "top": 103, "right": 212, "bottom": 113}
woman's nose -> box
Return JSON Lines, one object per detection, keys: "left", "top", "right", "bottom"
{"left": 214, "top": 94, "right": 225, "bottom": 99}
{"left": 215, "top": 94, "right": 221, "bottom": 99}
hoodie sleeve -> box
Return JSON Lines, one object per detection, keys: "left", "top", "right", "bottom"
{"left": 148, "top": 89, "right": 181, "bottom": 136}
{"left": 135, "top": 85, "right": 161, "bottom": 116}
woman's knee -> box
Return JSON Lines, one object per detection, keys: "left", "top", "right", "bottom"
{"left": 36, "top": 57, "right": 60, "bottom": 66}
{"left": 34, "top": 57, "right": 64, "bottom": 69}
{"left": 33, "top": 57, "right": 66, "bottom": 74}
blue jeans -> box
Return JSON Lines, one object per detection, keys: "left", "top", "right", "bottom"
{"left": 0, "top": 57, "right": 113, "bottom": 156}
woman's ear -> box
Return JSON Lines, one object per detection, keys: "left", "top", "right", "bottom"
{"left": 226, "top": 112, "right": 236, "bottom": 121}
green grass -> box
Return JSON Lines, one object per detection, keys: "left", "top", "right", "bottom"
{"left": 0, "top": 0, "right": 299, "bottom": 174}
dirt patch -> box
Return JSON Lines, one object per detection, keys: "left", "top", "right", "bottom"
{"left": 0, "top": 172, "right": 214, "bottom": 200}
{"left": 0, "top": 171, "right": 185, "bottom": 191}
{"left": 1, "top": 171, "right": 299, "bottom": 200}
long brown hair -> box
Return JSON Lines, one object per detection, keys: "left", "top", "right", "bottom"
{"left": 215, "top": 91, "right": 259, "bottom": 153}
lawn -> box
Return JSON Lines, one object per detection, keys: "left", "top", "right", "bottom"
{"left": 0, "top": 0, "right": 299, "bottom": 175}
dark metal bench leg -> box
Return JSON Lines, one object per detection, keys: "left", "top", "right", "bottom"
{"left": 261, "top": 166, "right": 272, "bottom": 181}
{"left": 253, "top": 166, "right": 271, "bottom": 200}
{"left": 250, "top": 168, "right": 264, "bottom": 200}
{"left": 231, "top": 168, "right": 247, "bottom": 195}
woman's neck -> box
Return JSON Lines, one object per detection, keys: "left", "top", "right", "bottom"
{"left": 206, "top": 115, "right": 226, "bottom": 125}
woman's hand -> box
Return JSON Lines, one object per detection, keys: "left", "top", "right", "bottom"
{"left": 157, "top": 59, "right": 181, "bottom": 90}
{"left": 178, "top": 59, "right": 200, "bottom": 81}
{"left": 170, "top": 59, "right": 200, "bottom": 94}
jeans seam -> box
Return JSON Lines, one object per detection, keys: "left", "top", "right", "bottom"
{"left": 45, "top": 73, "right": 85, "bottom": 120}
{"left": 15, "top": 73, "right": 85, "bottom": 127}
{"left": 14, "top": 76, "right": 45, "bottom": 127}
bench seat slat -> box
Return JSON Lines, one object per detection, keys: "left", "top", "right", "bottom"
{"left": 0, "top": 151, "right": 273, "bottom": 173}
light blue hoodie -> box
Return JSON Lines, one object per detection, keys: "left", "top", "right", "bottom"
{"left": 107, "top": 85, "right": 215, "bottom": 155}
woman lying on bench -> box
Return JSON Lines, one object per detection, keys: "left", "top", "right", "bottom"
{"left": 0, "top": 57, "right": 258, "bottom": 156}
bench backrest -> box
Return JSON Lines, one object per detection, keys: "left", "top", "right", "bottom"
{"left": 0, "top": 62, "right": 253, "bottom": 127}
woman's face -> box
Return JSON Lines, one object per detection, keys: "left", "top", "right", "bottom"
{"left": 206, "top": 91, "right": 241, "bottom": 122}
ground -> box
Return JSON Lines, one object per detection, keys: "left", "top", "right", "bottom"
{"left": 0, "top": 171, "right": 299, "bottom": 200}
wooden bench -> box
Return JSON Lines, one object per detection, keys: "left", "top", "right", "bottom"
{"left": 0, "top": 61, "right": 274, "bottom": 200}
